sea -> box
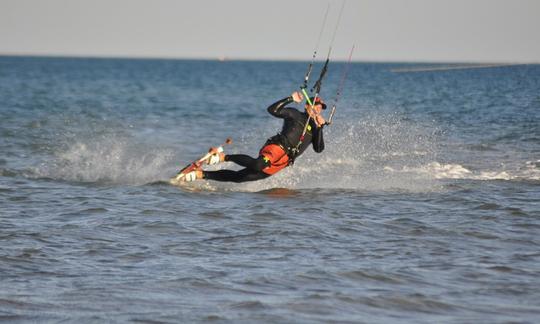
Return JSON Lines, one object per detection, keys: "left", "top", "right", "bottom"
{"left": 1, "top": 56, "right": 539, "bottom": 323}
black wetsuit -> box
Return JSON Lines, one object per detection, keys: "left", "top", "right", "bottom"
{"left": 203, "top": 96, "right": 325, "bottom": 183}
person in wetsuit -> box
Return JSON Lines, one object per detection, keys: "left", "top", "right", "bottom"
{"left": 185, "top": 91, "right": 326, "bottom": 183}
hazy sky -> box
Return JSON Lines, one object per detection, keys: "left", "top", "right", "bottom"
{"left": 1, "top": 0, "right": 539, "bottom": 63}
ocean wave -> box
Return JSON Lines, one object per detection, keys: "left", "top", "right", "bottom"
{"left": 385, "top": 161, "right": 540, "bottom": 181}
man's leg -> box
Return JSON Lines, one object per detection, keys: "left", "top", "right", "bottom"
{"left": 224, "top": 154, "right": 269, "bottom": 171}
{"left": 203, "top": 168, "right": 270, "bottom": 183}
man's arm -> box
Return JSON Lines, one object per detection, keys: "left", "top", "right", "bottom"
{"left": 267, "top": 91, "right": 304, "bottom": 118}
{"left": 311, "top": 125, "right": 325, "bottom": 153}
{"left": 267, "top": 96, "right": 294, "bottom": 118}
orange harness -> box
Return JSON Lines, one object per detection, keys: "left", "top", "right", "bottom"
{"left": 259, "top": 144, "right": 290, "bottom": 175}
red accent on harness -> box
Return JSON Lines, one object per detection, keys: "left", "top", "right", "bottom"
{"left": 259, "top": 144, "right": 289, "bottom": 175}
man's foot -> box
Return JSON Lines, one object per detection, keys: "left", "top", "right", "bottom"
{"left": 207, "top": 147, "right": 225, "bottom": 165}
{"left": 183, "top": 168, "right": 203, "bottom": 182}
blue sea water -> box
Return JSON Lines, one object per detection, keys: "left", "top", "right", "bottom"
{"left": 0, "top": 56, "right": 539, "bottom": 323}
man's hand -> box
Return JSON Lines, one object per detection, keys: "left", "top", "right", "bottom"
{"left": 314, "top": 114, "right": 326, "bottom": 128}
{"left": 291, "top": 91, "right": 303, "bottom": 103}
{"left": 307, "top": 106, "right": 326, "bottom": 127}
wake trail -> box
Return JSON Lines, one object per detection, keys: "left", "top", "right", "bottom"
{"left": 30, "top": 112, "right": 539, "bottom": 190}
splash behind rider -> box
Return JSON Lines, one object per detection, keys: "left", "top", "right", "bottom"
{"left": 184, "top": 91, "right": 326, "bottom": 183}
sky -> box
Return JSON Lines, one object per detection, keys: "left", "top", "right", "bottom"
{"left": 1, "top": 0, "right": 539, "bottom": 63}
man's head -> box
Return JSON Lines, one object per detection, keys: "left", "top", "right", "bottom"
{"left": 305, "top": 97, "right": 327, "bottom": 113}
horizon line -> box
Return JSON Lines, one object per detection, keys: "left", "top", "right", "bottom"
{"left": 1, "top": 52, "right": 538, "bottom": 66}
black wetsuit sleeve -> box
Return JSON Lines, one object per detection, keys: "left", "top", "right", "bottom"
{"left": 267, "top": 96, "right": 295, "bottom": 118}
{"left": 312, "top": 125, "right": 325, "bottom": 153}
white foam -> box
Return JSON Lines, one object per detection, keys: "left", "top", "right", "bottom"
{"left": 36, "top": 134, "right": 175, "bottom": 185}
{"left": 521, "top": 160, "right": 540, "bottom": 181}
{"left": 36, "top": 112, "right": 539, "bottom": 190}
{"left": 397, "top": 162, "right": 473, "bottom": 179}
{"left": 386, "top": 161, "right": 539, "bottom": 181}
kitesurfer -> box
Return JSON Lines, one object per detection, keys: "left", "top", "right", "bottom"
{"left": 184, "top": 91, "right": 326, "bottom": 183}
